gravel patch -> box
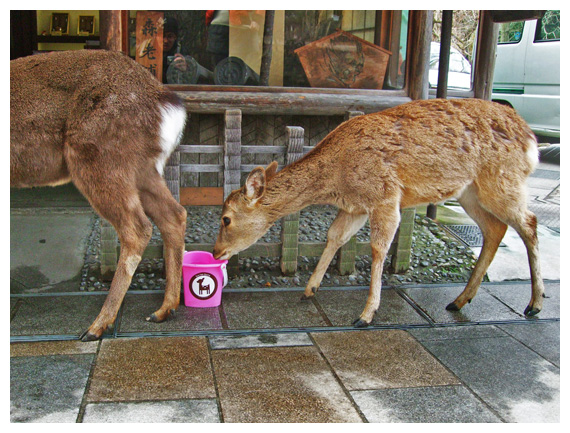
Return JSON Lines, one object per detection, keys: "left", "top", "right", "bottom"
{"left": 80, "top": 205, "right": 480, "bottom": 292}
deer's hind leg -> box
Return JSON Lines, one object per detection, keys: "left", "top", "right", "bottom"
{"left": 139, "top": 171, "right": 187, "bottom": 323}
{"left": 74, "top": 180, "right": 152, "bottom": 341}
{"left": 471, "top": 181, "right": 544, "bottom": 316}
{"left": 65, "top": 141, "right": 153, "bottom": 341}
{"left": 301, "top": 210, "right": 368, "bottom": 299}
{"left": 447, "top": 184, "right": 508, "bottom": 311}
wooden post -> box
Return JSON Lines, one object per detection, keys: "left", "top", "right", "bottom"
{"left": 391, "top": 208, "right": 416, "bottom": 273}
{"left": 436, "top": 10, "right": 453, "bottom": 100}
{"left": 164, "top": 144, "right": 181, "bottom": 202}
{"left": 223, "top": 110, "right": 242, "bottom": 200}
{"left": 280, "top": 126, "right": 304, "bottom": 275}
{"left": 259, "top": 10, "right": 275, "bottom": 86}
{"left": 100, "top": 219, "right": 118, "bottom": 280}
{"left": 99, "top": 11, "right": 124, "bottom": 52}
{"left": 224, "top": 109, "right": 242, "bottom": 275}
{"left": 407, "top": 10, "right": 433, "bottom": 101}
{"left": 427, "top": 10, "right": 453, "bottom": 221}
{"left": 337, "top": 111, "right": 364, "bottom": 276}
{"left": 163, "top": 142, "right": 182, "bottom": 278}
{"left": 473, "top": 11, "right": 499, "bottom": 100}
{"left": 390, "top": 10, "right": 433, "bottom": 274}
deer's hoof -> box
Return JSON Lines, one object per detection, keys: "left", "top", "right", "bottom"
{"left": 80, "top": 330, "right": 101, "bottom": 342}
{"left": 352, "top": 318, "right": 370, "bottom": 328}
{"left": 445, "top": 302, "right": 461, "bottom": 311}
{"left": 146, "top": 313, "right": 161, "bottom": 323}
{"left": 524, "top": 305, "right": 541, "bottom": 317}
{"left": 300, "top": 293, "right": 313, "bottom": 301}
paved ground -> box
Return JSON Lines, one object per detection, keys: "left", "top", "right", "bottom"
{"left": 9, "top": 282, "right": 561, "bottom": 422}
{"left": 10, "top": 160, "right": 561, "bottom": 423}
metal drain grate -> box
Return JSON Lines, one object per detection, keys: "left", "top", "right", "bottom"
{"left": 444, "top": 225, "right": 483, "bottom": 247}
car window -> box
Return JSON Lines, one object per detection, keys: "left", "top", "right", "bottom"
{"left": 535, "top": 10, "right": 560, "bottom": 42}
{"left": 498, "top": 21, "right": 524, "bottom": 44}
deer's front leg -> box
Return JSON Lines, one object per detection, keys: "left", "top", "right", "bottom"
{"left": 301, "top": 210, "right": 367, "bottom": 299}
{"left": 353, "top": 205, "right": 400, "bottom": 327}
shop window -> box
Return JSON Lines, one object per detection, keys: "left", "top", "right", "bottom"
{"left": 129, "top": 10, "right": 408, "bottom": 90}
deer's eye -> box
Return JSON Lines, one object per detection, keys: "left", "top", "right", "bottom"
{"left": 222, "top": 217, "right": 231, "bottom": 227}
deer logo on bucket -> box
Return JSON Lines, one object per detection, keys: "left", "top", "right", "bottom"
{"left": 189, "top": 272, "right": 218, "bottom": 300}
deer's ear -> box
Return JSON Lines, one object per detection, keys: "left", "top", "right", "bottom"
{"left": 265, "top": 161, "right": 278, "bottom": 182}
{"left": 244, "top": 166, "right": 266, "bottom": 203}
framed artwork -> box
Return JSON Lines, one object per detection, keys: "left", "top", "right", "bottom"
{"left": 78, "top": 15, "right": 95, "bottom": 36}
{"left": 50, "top": 13, "right": 69, "bottom": 35}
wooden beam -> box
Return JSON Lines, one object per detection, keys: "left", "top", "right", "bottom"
{"left": 174, "top": 89, "right": 410, "bottom": 115}
{"left": 489, "top": 10, "right": 545, "bottom": 23}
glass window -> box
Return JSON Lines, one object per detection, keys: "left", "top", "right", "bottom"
{"left": 430, "top": 10, "right": 478, "bottom": 91}
{"left": 535, "top": 10, "right": 560, "bottom": 42}
{"left": 129, "top": 10, "right": 408, "bottom": 90}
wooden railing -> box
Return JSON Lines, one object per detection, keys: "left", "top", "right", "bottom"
{"left": 100, "top": 108, "right": 415, "bottom": 278}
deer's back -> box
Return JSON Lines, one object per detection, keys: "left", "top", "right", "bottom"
{"left": 300, "top": 99, "right": 538, "bottom": 208}
{"left": 10, "top": 51, "right": 172, "bottom": 187}
{"left": 10, "top": 50, "right": 164, "bottom": 133}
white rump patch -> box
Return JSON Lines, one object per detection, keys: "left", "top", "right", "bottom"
{"left": 526, "top": 136, "right": 539, "bottom": 171}
{"left": 156, "top": 103, "right": 187, "bottom": 175}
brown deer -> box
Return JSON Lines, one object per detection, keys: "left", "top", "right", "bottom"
{"left": 11, "top": 50, "right": 188, "bottom": 341}
{"left": 213, "top": 98, "right": 544, "bottom": 327}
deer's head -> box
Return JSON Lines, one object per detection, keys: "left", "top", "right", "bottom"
{"left": 213, "top": 161, "right": 278, "bottom": 260}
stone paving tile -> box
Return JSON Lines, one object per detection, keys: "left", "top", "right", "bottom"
{"left": 482, "top": 281, "right": 560, "bottom": 319}
{"left": 315, "top": 288, "right": 429, "bottom": 326}
{"left": 212, "top": 346, "right": 363, "bottom": 422}
{"left": 209, "top": 332, "right": 313, "bottom": 350}
{"left": 409, "top": 324, "right": 505, "bottom": 342}
{"left": 10, "top": 340, "right": 98, "bottom": 357}
{"left": 222, "top": 291, "right": 329, "bottom": 329}
{"left": 11, "top": 354, "right": 94, "bottom": 422}
{"left": 401, "top": 285, "right": 522, "bottom": 324}
{"left": 420, "top": 332, "right": 559, "bottom": 422}
{"left": 87, "top": 336, "right": 215, "bottom": 402}
{"left": 498, "top": 321, "right": 560, "bottom": 367}
{"left": 82, "top": 399, "right": 220, "bottom": 423}
{"left": 118, "top": 292, "right": 223, "bottom": 333}
{"left": 351, "top": 385, "right": 501, "bottom": 422}
{"left": 312, "top": 330, "right": 459, "bottom": 390}
{"left": 10, "top": 295, "right": 108, "bottom": 337}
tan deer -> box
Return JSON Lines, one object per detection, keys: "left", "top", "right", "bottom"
{"left": 213, "top": 98, "right": 544, "bottom": 326}
{"left": 11, "top": 50, "right": 187, "bottom": 341}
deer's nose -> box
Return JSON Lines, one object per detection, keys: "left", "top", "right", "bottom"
{"left": 212, "top": 247, "right": 223, "bottom": 260}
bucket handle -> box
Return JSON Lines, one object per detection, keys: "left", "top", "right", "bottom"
{"left": 221, "top": 263, "right": 227, "bottom": 287}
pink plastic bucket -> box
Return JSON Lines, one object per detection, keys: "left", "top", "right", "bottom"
{"left": 182, "top": 251, "right": 228, "bottom": 308}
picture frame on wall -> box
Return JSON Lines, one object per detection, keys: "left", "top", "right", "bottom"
{"left": 78, "top": 15, "right": 95, "bottom": 36}
{"left": 50, "top": 12, "right": 69, "bottom": 35}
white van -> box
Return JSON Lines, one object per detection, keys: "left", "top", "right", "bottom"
{"left": 492, "top": 11, "right": 560, "bottom": 139}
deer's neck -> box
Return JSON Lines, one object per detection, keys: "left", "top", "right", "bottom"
{"left": 260, "top": 159, "right": 331, "bottom": 223}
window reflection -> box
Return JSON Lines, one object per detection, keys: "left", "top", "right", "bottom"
{"left": 129, "top": 10, "right": 408, "bottom": 90}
